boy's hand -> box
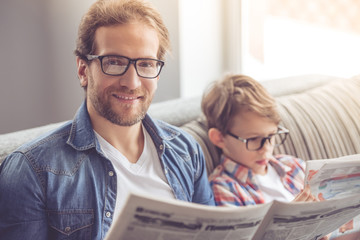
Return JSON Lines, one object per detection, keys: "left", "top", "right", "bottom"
{"left": 319, "top": 234, "right": 330, "bottom": 240}
{"left": 292, "top": 184, "right": 317, "bottom": 202}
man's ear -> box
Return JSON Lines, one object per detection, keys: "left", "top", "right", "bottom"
{"left": 208, "top": 128, "right": 226, "bottom": 149}
{"left": 76, "top": 57, "right": 89, "bottom": 87}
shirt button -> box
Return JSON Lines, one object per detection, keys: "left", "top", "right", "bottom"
{"left": 64, "top": 226, "right": 71, "bottom": 233}
{"left": 106, "top": 212, "right": 112, "bottom": 218}
{"left": 108, "top": 171, "right": 114, "bottom": 177}
{"left": 159, "top": 144, "right": 163, "bottom": 150}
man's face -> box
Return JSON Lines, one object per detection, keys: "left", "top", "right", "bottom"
{"left": 79, "top": 22, "right": 160, "bottom": 126}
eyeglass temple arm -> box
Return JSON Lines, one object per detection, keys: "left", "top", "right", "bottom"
{"left": 278, "top": 125, "right": 289, "bottom": 134}
{"left": 86, "top": 55, "right": 99, "bottom": 61}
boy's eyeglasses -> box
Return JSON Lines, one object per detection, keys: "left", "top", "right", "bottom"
{"left": 227, "top": 126, "right": 289, "bottom": 151}
{"left": 86, "top": 55, "right": 165, "bottom": 79}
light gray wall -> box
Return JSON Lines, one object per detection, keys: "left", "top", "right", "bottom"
{"left": 0, "top": 0, "right": 95, "bottom": 134}
{"left": 150, "top": 0, "right": 181, "bottom": 103}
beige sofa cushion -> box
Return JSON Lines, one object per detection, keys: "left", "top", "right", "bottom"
{"left": 275, "top": 75, "right": 360, "bottom": 160}
{"left": 181, "top": 76, "right": 360, "bottom": 175}
{"left": 181, "top": 118, "right": 221, "bottom": 177}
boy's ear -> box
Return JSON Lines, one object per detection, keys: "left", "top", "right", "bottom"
{"left": 208, "top": 128, "right": 226, "bottom": 149}
{"left": 76, "top": 57, "right": 89, "bottom": 87}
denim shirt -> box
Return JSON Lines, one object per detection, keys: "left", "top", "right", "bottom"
{"left": 0, "top": 102, "right": 214, "bottom": 240}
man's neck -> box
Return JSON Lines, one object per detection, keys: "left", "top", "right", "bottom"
{"left": 91, "top": 115, "right": 145, "bottom": 164}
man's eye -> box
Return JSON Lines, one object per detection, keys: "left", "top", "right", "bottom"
{"left": 105, "top": 57, "right": 127, "bottom": 66}
{"left": 107, "top": 60, "right": 118, "bottom": 65}
{"left": 138, "top": 61, "right": 155, "bottom": 68}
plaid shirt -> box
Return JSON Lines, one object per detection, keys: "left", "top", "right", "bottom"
{"left": 209, "top": 154, "right": 305, "bottom": 206}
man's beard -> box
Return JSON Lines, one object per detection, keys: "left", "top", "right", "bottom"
{"left": 87, "top": 76, "right": 152, "bottom": 126}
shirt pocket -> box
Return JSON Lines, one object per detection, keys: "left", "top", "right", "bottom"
{"left": 48, "top": 209, "right": 94, "bottom": 240}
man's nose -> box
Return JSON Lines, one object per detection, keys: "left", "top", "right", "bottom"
{"left": 119, "top": 63, "right": 141, "bottom": 89}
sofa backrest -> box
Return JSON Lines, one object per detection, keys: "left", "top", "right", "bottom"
{"left": 148, "top": 74, "right": 338, "bottom": 127}
{"left": 1, "top": 74, "right": 358, "bottom": 171}
{"left": 181, "top": 76, "right": 360, "bottom": 175}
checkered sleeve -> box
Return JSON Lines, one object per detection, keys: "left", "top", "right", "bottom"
{"left": 276, "top": 155, "right": 306, "bottom": 195}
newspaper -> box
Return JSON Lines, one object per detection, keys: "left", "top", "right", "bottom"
{"left": 104, "top": 191, "right": 360, "bottom": 240}
{"left": 305, "top": 154, "right": 360, "bottom": 239}
{"left": 104, "top": 154, "right": 360, "bottom": 240}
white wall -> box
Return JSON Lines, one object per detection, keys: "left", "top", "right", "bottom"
{"left": 179, "top": 0, "right": 224, "bottom": 98}
{"left": 153, "top": 0, "right": 227, "bottom": 100}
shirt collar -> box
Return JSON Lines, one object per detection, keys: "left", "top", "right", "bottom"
{"left": 221, "top": 155, "right": 289, "bottom": 183}
{"left": 66, "top": 101, "right": 96, "bottom": 151}
{"left": 66, "top": 101, "right": 180, "bottom": 152}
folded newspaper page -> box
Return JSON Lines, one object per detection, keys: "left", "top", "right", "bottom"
{"left": 104, "top": 191, "right": 360, "bottom": 240}
{"left": 305, "top": 154, "right": 360, "bottom": 200}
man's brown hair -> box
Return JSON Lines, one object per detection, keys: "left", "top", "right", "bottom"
{"left": 74, "top": 0, "right": 170, "bottom": 60}
{"left": 201, "top": 74, "right": 281, "bottom": 134}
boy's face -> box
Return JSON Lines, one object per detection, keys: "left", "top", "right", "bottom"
{"left": 220, "top": 110, "right": 278, "bottom": 175}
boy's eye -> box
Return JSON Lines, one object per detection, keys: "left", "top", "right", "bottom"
{"left": 247, "top": 137, "right": 263, "bottom": 144}
{"left": 247, "top": 137, "right": 258, "bottom": 142}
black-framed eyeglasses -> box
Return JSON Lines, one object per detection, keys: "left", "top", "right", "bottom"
{"left": 227, "top": 126, "right": 289, "bottom": 151}
{"left": 86, "top": 55, "right": 165, "bottom": 79}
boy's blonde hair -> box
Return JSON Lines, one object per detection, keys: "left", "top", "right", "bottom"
{"left": 201, "top": 74, "right": 281, "bottom": 134}
{"left": 74, "top": 0, "right": 170, "bottom": 61}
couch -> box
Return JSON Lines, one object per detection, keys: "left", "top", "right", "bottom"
{"left": 1, "top": 74, "right": 360, "bottom": 177}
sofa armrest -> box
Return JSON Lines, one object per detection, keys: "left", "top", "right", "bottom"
{"left": 0, "top": 121, "right": 67, "bottom": 163}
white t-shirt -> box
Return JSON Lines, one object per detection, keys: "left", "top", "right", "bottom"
{"left": 255, "top": 164, "right": 295, "bottom": 203}
{"left": 94, "top": 126, "right": 175, "bottom": 219}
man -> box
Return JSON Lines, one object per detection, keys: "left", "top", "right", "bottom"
{"left": 0, "top": 0, "right": 214, "bottom": 239}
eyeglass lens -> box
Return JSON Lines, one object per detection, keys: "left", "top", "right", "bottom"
{"left": 246, "top": 132, "right": 287, "bottom": 151}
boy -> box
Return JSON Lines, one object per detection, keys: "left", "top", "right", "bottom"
{"left": 201, "top": 74, "right": 316, "bottom": 206}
